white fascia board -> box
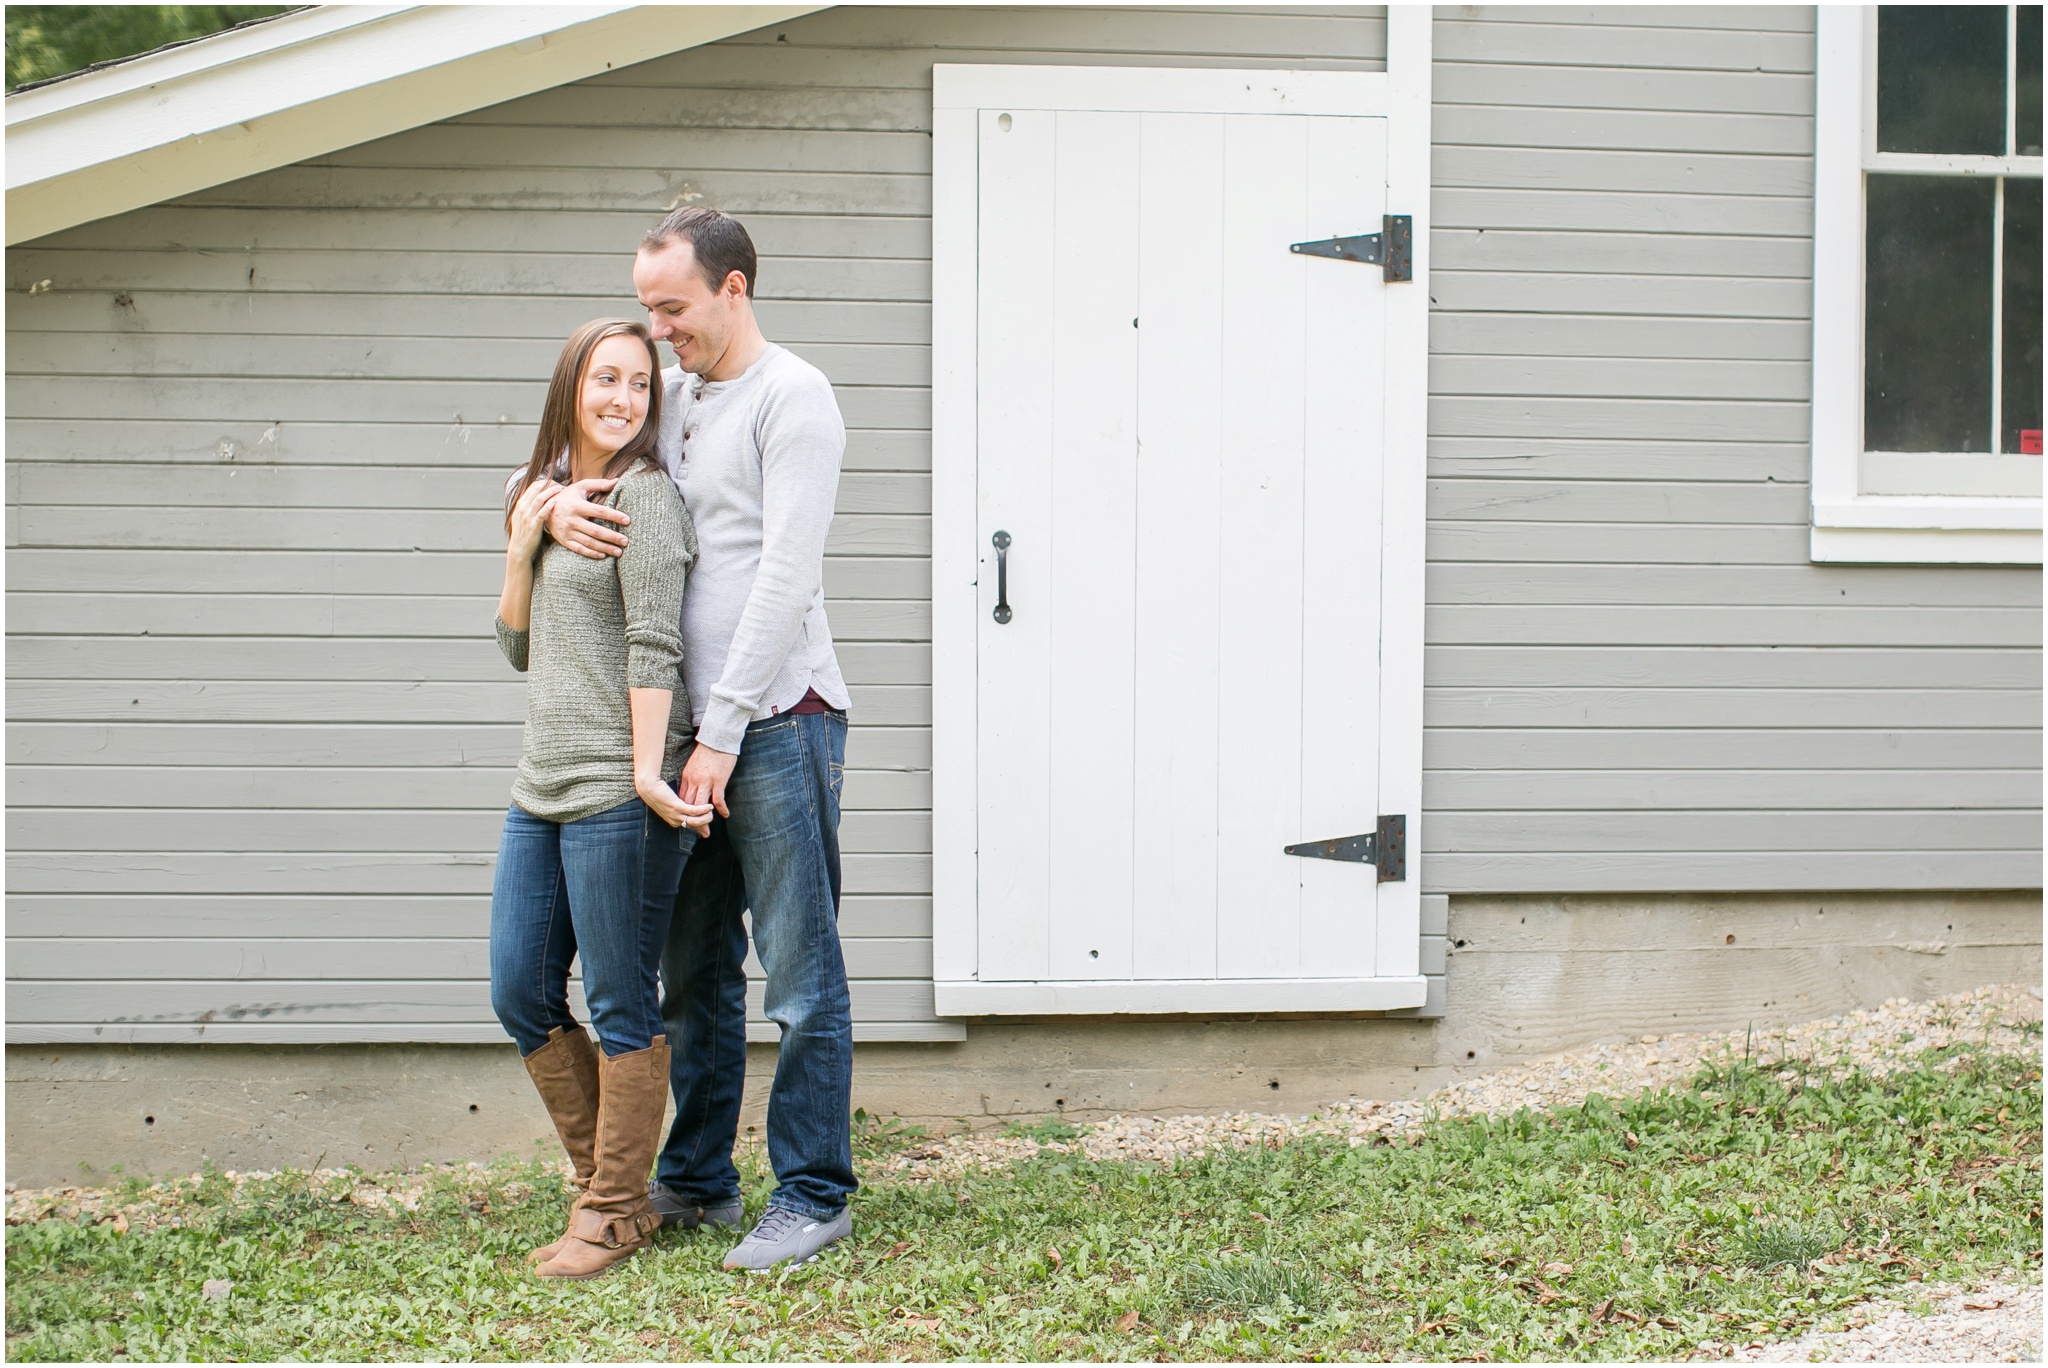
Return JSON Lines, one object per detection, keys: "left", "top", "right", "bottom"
{"left": 5, "top": 4, "right": 823, "bottom": 245}
{"left": 4, "top": 5, "right": 400, "bottom": 124}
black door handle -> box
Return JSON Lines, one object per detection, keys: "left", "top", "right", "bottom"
{"left": 991, "top": 530, "right": 1012, "bottom": 624}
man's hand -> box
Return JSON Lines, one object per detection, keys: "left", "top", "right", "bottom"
{"left": 679, "top": 742, "right": 738, "bottom": 820}
{"left": 544, "top": 477, "right": 630, "bottom": 559}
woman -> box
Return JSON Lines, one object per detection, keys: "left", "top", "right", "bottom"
{"left": 491, "top": 317, "right": 705, "bottom": 1280}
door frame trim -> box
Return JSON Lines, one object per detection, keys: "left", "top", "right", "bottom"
{"left": 936, "top": 976, "right": 1429, "bottom": 1017}
{"left": 930, "top": 13, "right": 1434, "bottom": 1006}
{"left": 933, "top": 64, "right": 1390, "bottom": 117}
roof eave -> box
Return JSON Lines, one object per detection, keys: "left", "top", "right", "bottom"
{"left": 4, "top": 4, "right": 825, "bottom": 246}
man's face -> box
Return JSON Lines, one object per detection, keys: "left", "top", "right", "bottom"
{"left": 634, "top": 240, "right": 739, "bottom": 377}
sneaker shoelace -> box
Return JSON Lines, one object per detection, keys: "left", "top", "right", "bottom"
{"left": 749, "top": 1207, "right": 808, "bottom": 1245}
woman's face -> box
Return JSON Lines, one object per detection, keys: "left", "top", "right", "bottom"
{"left": 577, "top": 332, "right": 653, "bottom": 456}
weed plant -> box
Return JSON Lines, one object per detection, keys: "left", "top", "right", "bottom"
{"left": 1726, "top": 1223, "right": 1840, "bottom": 1272}
{"left": 5, "top": 1044, "right": 2039, "bottom": 1361}
{"left": 1181, "top": 1256, "right": 1329, "bottom": 1319}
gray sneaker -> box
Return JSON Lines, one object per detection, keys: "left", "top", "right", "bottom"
{"left": 721, "top": 1205, "right": 851, "bottom": 1270}
{"left": 647, "top": 1182, "right": 745, "bottom": 1232}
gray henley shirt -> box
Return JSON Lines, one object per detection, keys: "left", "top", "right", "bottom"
{"left": 657, "top": 342, "right": 851, "bottom": 754}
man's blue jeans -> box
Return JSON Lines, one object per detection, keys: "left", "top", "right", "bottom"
{"left": 490, "top": 797, "right": 694, "bottom": 1058}
{"left": 654, "top": 709, "right": 856, "bottom": 1219}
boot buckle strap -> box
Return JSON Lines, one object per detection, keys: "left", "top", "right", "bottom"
{"left": 567, "top": 1206, "right": 632, "bottom": 1250}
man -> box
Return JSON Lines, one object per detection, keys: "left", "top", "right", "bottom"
{"left": 544, "top": 207, "right": 856, "bottom": 1270}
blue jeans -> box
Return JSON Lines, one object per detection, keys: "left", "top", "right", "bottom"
{"left": 490, "top": 797, "right": 694, "bottom": 1058}
{"left": 654, "top": 710, "right": 856, "bottom": 1219}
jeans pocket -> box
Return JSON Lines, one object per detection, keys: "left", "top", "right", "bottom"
{"left": 828, "top": 761, "right": 845, "bottom": 803}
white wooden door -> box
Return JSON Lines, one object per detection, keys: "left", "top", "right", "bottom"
{"left": 932, "top": 56, "right": 1429, "bottom": 1016}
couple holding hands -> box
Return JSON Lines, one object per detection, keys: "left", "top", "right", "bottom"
{"left": 490, "top": 208, "right": 856, "bottom": 1280}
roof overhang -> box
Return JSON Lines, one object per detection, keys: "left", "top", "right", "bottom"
{"left": 4, "top": 4, "right": 825, "bottom": 246}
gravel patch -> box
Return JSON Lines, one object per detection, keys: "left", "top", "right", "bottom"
{"left": 1723, "top": 1279, "right": 2041, "bottom": 1362}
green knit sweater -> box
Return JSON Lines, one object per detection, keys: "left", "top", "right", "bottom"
{"left": 495, "top": 466, "right": 698, "bottom": 822}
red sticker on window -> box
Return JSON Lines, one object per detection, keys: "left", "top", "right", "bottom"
{"left": 2022, "top": 430, "right": 2044, "bottom": 455}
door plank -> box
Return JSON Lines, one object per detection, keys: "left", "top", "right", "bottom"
{"left": 1047, "top": 111, "right": 1142, "bottom": 980}
{"left": 1132, "top": 112, "right": 1226, "bottom": 981}
{"left": 975, "top": 107, "right": 1057, "bottom": 981}
{"left": 1215, "top": 114, "right": 1310, "bottom": 980}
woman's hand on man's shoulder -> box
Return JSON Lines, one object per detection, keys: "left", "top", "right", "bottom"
{"left": 507, "top": 476, "right": 562, "bottom": 563}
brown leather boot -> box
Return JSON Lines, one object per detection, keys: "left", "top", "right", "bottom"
{"left": 520, "top": 1025, "right": 602, "bottom": 1264}
{"left": 536, "top": 1034, "right": 670, "bottom": 1281}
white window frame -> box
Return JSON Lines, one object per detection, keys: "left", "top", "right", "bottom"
{"left": 1811, "top": 5, "right": 2043, "bottom": 564}
{"left": 927, "top": 9, "right": 1432, "bottom": 1016}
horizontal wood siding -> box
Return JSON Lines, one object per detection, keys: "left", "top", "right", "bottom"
{"left": 1424, "top": 6, "right": 2041, "bottom": 892}
{"left": 9, "top": 6, "right": 2037, "bottom": 1045}
{"left": 2, "top": 6, "right": 1389, "bottom": 1042}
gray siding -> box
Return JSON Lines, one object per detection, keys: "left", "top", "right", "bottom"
{"left": 1423, "top": 5, "right": 2041, "bottom": 892}
{"left": 7, "top": 6, "right": 2038, "bottom": 1044}
{"left": 3, "top": 6, "right": 1390, "bottom": 1042}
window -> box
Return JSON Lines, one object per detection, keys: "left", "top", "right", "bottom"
{"left": 1812, "top": 6, "right": 2043, "bottom": 563}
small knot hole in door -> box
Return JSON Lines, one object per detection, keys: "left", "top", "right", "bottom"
{"left": 998, "top": 113, "right": 1013, "bottom": 132}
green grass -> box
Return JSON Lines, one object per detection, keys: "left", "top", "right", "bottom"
{"left": 1004, "top": 1117, "right": 1083, "bottom": 1144}
{"left": 6, "top": 1045, "right": 2040, "bottom": 1361}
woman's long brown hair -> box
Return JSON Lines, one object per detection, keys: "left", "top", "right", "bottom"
{"left": 505, "top": 318, "right": 665, "bottom": 529}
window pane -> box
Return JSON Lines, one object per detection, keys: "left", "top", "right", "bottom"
{"left": 2020, "top": 6, "right": 2043, "bottom": 156}
{"left": 1877, "top": 5, "right": 2008, "bottom": 154}
{"left": 2003, "top": 178, "right": 2043, "bottom": 454}
{"left": 1865, "top": 174, "right": 1996, "bottom": 452}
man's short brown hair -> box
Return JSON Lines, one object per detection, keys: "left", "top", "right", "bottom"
{"left": 641, "top": 207, "right": 758, "bottom": 298}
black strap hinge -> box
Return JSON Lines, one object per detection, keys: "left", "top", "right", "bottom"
{"left": 1283, "top": 814, "right": 1406, "bottom": 882}
{"left": 1288, "top": 214, "right": 1412, "bottom": 282}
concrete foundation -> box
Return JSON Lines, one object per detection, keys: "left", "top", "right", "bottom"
{"left": 8, "top": 890, "right": 2039, "bottom": 1188}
